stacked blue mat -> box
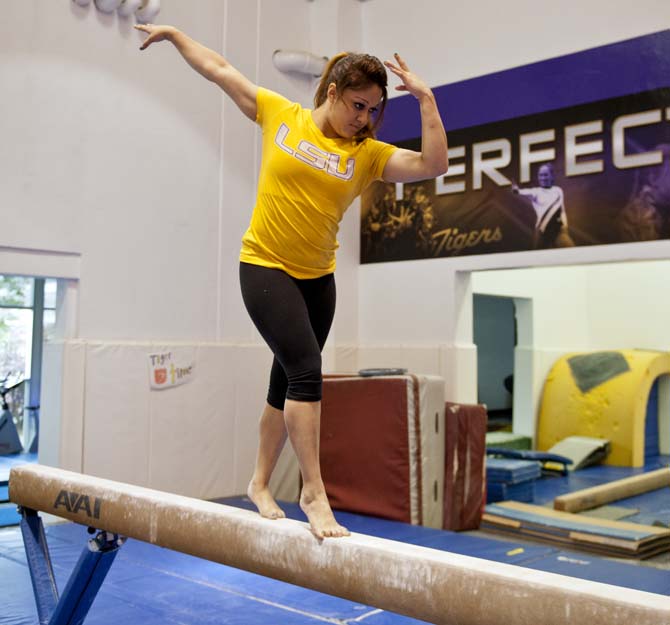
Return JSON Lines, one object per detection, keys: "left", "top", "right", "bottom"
{"left": 486, "top": 458, "right": 542, "bottom": 503}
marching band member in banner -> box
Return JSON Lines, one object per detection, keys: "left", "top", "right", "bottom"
{"left": 135, "top": 24, "right": 448, "bottom": 538}
{"left": 513, "top": 163, "right": 575, "bottom": 249}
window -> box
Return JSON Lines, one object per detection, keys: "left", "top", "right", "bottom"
{"left": 0, "top": 275, "right": 57, "bottom": 443}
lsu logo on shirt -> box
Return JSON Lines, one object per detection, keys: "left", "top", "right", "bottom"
{"left": 274, "top": 123, "right": 355, "bottom": 180}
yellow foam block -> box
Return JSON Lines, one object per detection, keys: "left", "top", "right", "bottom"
{"left": 537, "top": 349, "right": 670, "bottom": 467}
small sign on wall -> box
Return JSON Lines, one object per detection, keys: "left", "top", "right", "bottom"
{"left": 148, "top": 351, "right": 194, "bottom": 390}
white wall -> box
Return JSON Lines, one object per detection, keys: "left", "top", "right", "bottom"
{"left": 361, "top": 0, "right": 670, "bottom": 89}
{"left": 2, "top": 1, "right": 222, "bottom": 340}
{"left": 473, "top": 260, "right": 670, "bottom": 354}
{"left": 586, "top": 260, "right": 670, "bottom": 350}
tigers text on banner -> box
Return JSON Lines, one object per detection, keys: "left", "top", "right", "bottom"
{"left": 148, "top": 351, "right": 194, "bottom": 390}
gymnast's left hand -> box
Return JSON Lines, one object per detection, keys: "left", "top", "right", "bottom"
{"left": 384, "top": 53, "right": 431, "bottom": 99}
{"left": 134, "top": 23, "right": 177, "bottom": 50}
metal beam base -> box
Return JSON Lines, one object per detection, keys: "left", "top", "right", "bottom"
{"left": 19, "top": 507, "right": 125, "bottom": 625}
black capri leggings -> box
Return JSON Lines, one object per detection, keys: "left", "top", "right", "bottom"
{"left": 239, "top": 262, "right": 336, "bottom": 409}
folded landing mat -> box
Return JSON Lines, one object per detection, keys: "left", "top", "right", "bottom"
{"left": 547, "top": 436, "right": 611, "bottom": 471}
{"left": 482, "top": 501, "right": 670, "bottom": 559}
{"left": 485, "top": 458, "right": 542, "bottom": 484}
{"left": 320, "top": 374, "right": 445, "bottom": 528}
{"left": 486, "top": 448, "right": 572, "bottom": 475}
{"left": 443, "top": 402, "right": 487, "bottom": 531}
{"left": 486, "top": 480, "right": 535, "bottom": 504}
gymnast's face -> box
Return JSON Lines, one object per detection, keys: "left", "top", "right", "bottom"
{"left": 538, "top": 165, "right": 554, "bottom": 188}
{"left": 327, "top": 83, "right": 382, "bottom": 139}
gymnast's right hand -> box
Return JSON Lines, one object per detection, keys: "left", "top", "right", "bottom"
{"left": 134, "top": 24, "right": 177, "bottom": 50}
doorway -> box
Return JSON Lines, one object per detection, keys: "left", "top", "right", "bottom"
{"left": 473, "top": 294, "right": 515, "bottom": 430}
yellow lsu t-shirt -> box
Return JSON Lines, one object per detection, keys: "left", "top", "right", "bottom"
{"left": 239, "top": 87, "right": 397, "bottom": 279}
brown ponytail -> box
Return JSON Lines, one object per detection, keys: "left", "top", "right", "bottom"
{"left": 314, "top": 52, "right": 388, "bottom": 142}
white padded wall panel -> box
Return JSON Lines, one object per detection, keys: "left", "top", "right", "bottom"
{"left": 59, "top": 341, "right": 88, "bottom": 472}
{"left": 269, "top": 444, "right": 300, "bottom": 503}
{"left": 229, "top": 344, "right": 275, "bottom": 495}
{"left": 333, "top": 344, "right": 358, "bottom": 374}
{"left": 40, "top": 340, "right": 87, "bottom": 472}
{"left": 82, "top": 342, "right": 151, "bottom": 485}
{"left": 357, "top": 345, "right": 443, "bottom": 377}
{"left": 149, "top": 344, "right": 235, "bottom": 499}
{"left": 50, "top": 341, "right": 276, "bottom": 499}
{"left": 41, "top": 339, "right": 288, "bottom": 506}
{"left": 194, "top": 344, "right": 240, "bottom": 496}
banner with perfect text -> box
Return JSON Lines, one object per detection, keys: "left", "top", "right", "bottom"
{"left": 361, "top": 87, "right": 670, "bottom": 262}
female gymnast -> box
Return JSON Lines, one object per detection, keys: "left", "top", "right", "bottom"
{"left": 136, "top": 23, "right": 448, "bottom": 538}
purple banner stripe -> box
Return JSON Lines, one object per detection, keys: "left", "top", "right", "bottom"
{"left": 379, "top": 29, "right": 670, "bottom": 143}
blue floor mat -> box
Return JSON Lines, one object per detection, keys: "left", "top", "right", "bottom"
{"left": 0, "top": 452, "right": 38, "bottom": 483}
{"left": 0, "top": 503, "right": 22, "bottom": 527}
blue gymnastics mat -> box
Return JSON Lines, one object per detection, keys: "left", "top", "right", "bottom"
{"left": 0, "top": 452, "right": 38, "bottom": 483}
{"left": 2, "top": 496, "right": 669, "bottom": 625}
{"left": 0, "top": 453, "right": 36, "bottom": 528}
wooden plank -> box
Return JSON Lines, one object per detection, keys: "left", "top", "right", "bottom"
{"left": 554, "top": 468, "right": 670, "bottom": 513}
{"left": 9, "top": 464, "right": 670, "bottom": 625}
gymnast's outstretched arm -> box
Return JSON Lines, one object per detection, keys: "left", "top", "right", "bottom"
{"left": 381, "top": 53, "right": 449, "bottom": 183}
{"left": 135, "top": 24, "right": 258, "bottom": 121}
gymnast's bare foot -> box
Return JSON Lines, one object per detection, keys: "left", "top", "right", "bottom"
{"left": 247, "top": 481, "right": 285, "bottom": 520}
{"left": 300, "top": 488, "right": 349, "bottom": 539}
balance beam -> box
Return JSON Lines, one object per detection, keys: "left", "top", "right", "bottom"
{"left": 9, "top": 464, "right": 669, "bottom": 625}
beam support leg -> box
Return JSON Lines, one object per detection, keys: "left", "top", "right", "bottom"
{"left": 19, "top": 507, "right": 125, "bottom": 625}
{"left": 20, "top": 508, "right": 59, "bottom": 624}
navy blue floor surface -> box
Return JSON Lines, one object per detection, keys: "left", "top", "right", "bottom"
{"left": 2, "top": 495, "right": 669, "bottom": 625}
